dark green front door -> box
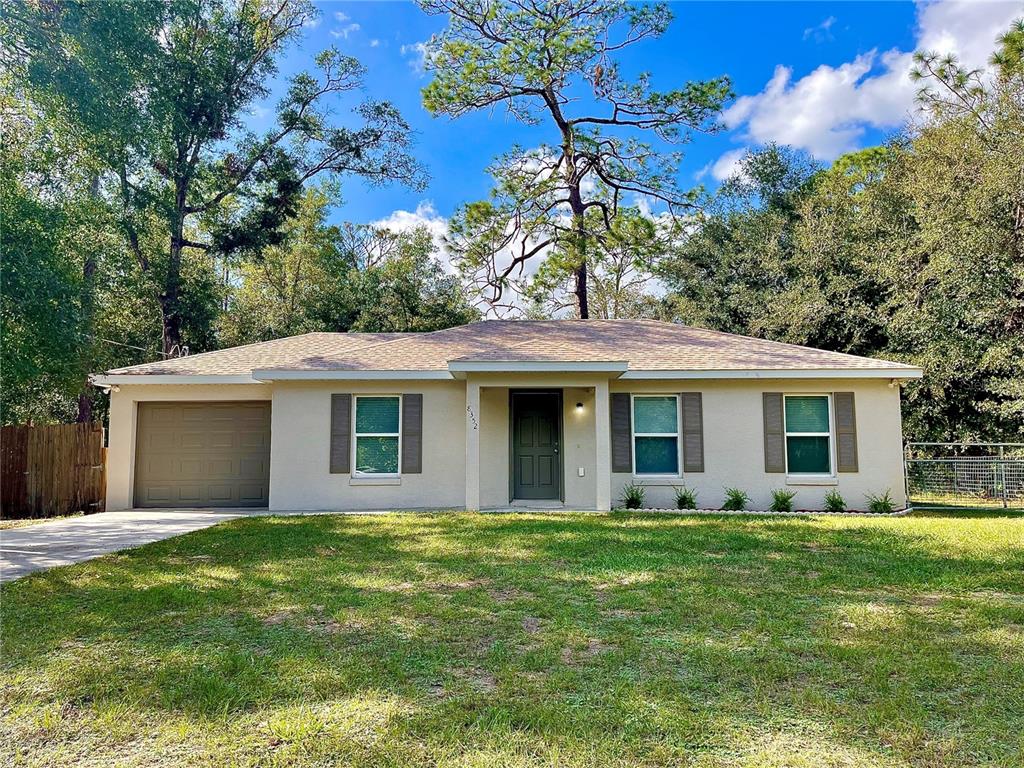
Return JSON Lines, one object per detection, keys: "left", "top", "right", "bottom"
{"left": 511, "top": 392, "right": 561, "bottom": 500}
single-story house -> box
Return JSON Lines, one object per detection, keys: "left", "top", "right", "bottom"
{"left": 93, "top": 320, "right": 923, "bottom": 512}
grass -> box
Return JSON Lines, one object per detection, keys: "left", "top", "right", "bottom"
{"left": 2, "top": 511, "right": 1023, "bottom": 767}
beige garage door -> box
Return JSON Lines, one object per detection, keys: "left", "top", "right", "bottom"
{"left": 134, "top": 402, "right": 271, "bottom": 508}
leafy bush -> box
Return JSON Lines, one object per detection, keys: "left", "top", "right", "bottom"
{"left": 770, "top": 489, "right": 797, "bottom": 513}
{"left": 674, "top": 486, "right": 698, "bottom": 510}
{"left": 721, "top": 487, "right": 750, "bottom": 511}
{"left": 620, "top": 483, "right": 645, "bottom": 510}
{"left": 865, "top": 489, "right": 895, "bottom": 514}
{"left": 823, "top": 489, "right": 846, "bottom": 512}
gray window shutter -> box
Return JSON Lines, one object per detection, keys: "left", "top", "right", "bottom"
{"left": 763, "top": 392, "right": 785, "bottom": 473}
{"left": 680, "top": 393, "right": 704, "bottom": 472}
{"left": 330, "top": 394, "right": 352, "bottom": 474}
{"left": 610, "top": 393, "right": 632, "bottom": 473}
{"left": 833, "top": 392, "right": 859, "bottom": 472}
{"left": 401, "top": 394, "right": 423, "bottom": 474}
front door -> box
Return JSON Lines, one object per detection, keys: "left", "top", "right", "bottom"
{"left": 511, "top": 391, "right": 561, "bottom": 500}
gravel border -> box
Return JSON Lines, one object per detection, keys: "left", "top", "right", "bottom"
{"left": 612, "top": 507, "right": 912, "bottom": 517}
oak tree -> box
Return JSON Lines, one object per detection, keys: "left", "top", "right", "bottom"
{"left": 11, "top": 0, "right": 425, "bottom": 353}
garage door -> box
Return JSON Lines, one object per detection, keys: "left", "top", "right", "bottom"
{"left": 134, "top": 402, "right": 271, "bottom": 508}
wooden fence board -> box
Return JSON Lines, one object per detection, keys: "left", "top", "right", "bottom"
{"left": 0, "top": 422, "right": 105, "bottom": 519}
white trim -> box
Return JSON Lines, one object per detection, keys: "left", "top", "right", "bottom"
{"left": 630, "top": 393, "right": 682, "bottom": 478}
{"left": 96, "top": 365, "right": 922, "bottom": 385}
{"left": 786, "top": 475, "right": 839, "bottom": 486}
{"left": 783, "top": 393, "right": 836, "bottom": 477}
{"left": 448, "top": 360, "right": 629, "bottom": 373}
{"left": 620, "top": 368, "right": 922, "bottom": 380}
{"left": 352, "top": 395, "right": 402, "bottom": 478}
{"left": 91, "top": 374, "right": 262, "bottom": 386}
{"left": 254, "top": 369, "right": 453, "bottom": 381}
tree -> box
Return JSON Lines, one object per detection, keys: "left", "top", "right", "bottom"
{"left": 340, "top": 228, "right": 480, "bottom": 333}
{"left": 419, "top": 0, "right": 730, "bottom": 317}
{"left": 10, "top": 0, "right": 424, "bottom": 354}
{"left": 221, "top": 188, "right": 478, "bottom": 344}
{"left": 658, "top": 144, "right": 819, "bottom": 334}
{"left": 0, "top": 89, "right": 167, "bottom": 423}
{"left": 658, "top": 21, "right": 1024, "bottom": 441}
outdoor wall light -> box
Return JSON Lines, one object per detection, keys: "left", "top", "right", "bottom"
{"left": 575, "top": 402, "right": 584, "bottom": 412}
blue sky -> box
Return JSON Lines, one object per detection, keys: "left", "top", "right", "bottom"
{"left": 258, "top": 1, "right": 1020, "bottom": 233}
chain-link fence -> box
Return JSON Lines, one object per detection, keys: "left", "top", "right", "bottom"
{"left": 905, "top": 443, "right": 1024, "bottom": 509}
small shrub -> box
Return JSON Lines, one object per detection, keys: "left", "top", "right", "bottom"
{"left": 674, "top": 486, "right": 698, "bottom": 510}
{"left": 865, "top": 489, "right": 895, "bottom": 514}
{"left": 770, "top": 489, "right": 797, "bottom": 513}
{"left": 823, "top": 489, "right": 846, "bottom": 512}
{"left": 721, "top": 487, "right": 750, "bottom": 511}
{"left": 620, "top": 483, "right": 645, "bottom": 510}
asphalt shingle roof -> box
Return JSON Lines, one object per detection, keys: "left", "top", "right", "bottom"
{"left": 104, "top": 320, "right": 917, "bottom": 376}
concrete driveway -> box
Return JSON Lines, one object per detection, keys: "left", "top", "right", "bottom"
{"left": 0, "top": 509, "right": 257, "bottom": 582}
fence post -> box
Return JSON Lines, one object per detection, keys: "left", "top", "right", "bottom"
{"left": 1000, "top": 444, "right": 1008, "bottom": 509}
{"left": 903, "top": 442, "right": 911, "bottom": 509}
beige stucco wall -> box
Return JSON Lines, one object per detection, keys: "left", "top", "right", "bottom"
{"left": 479, "top": 384, "right": 597, "bottom": 508}
{"left": 105, "top": 383, "right": 273, "bottom": 510}
{"left": 610, "top": 378, "right": 907, "bottom": 511}
{"left": 106, "top": 374, "right": 907, "bottom": 513}
{"left": 269, "top": 380, "right": 467, "bottom": 511}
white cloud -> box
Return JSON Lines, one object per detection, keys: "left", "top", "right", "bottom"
{"left": 710, "top": 149, "right": 748, "bottom": 182}
{"left": 724, "top": 0, "right": 1020, "bottom": 160}
{"left": 803, "top": 15, "right": 836, "bottom": 43}
{"left": 369, "top": 38, "right": 380, "bottom": 48}
{"left": 401, "top": 41, "right": 429, "bottom": 75}
{"left": 915, "top": 0, "right": 1020, "bottom": 70}
{"left": 330, "top": 23, "right": 360, "bottom": 40}
{"left": 249, "top": 103, "right": 272, "bottom": 122}
{"left": 372, "top": 201, "right": 453, "bottom": 271}
{"left": 333, "top": 11, "right": 349, "bottom": 23}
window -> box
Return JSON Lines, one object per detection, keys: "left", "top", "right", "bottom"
{"left": 632, "top": 395, "right": 680, "bottom": 475}
{"left": 354, "top": 396, "right": 401, "bottom": 475}
{"left": 784, "top": 395, "right": 832, "bottom": 474}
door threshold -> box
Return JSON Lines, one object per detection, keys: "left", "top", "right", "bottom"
{"left": 508, "top": 500, "right": 564, "bottom": 509}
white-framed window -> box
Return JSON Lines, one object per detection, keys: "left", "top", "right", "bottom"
{"left": 353, "top": 395, "right": 401, "bottom": 476}
{"left": 784, "top": 394, "right": 833, "bottom": 475}
{"left": 631, "top": 394, "right": 680, "bottom": 476}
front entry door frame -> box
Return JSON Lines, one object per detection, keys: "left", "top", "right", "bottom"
{"left": 509, "top": 389, "right": 564, "bottom": 503}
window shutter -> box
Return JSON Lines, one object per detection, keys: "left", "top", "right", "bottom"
{"left": 401, "top": 394, "right": 423, "bottom": 474}
{"left": 833, "top": 392, "right": 858, "bottom": 472}
{"left": 680, "top": 393, "right": 704, "bottom": 472}
{"left": 610, "top": 393, "right": 632, "bottom": 473}
{"left": 763, "top": 393, "right": 785, "bottom": 473}
{"left": 330, "top": 394, "right": 352, "bottom": 474}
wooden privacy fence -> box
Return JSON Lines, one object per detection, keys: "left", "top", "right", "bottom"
{"left": 1, "top": 422, "right": 106, "bottom": 519}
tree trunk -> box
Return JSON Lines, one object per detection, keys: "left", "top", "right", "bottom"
{"left": 162, "top": 181, "right": 187, "bottom": 355}
{"left": 161, "top": 241, "right": 184, "bottom": 355}
{"left": 76, "top": 174, "right": 100, "bottom": 423}
{"left": 574, "top": 259, "right": 589, "bottom": 319}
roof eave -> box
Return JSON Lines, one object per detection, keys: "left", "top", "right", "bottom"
{"left": 91, "top": 374, "right": 263, "bottom": 386}
{"left": 619, "top": 367, "right": 924, "bottom": 380}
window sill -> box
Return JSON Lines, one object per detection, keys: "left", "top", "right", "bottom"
{"left": 632, "top": 476, "right": 683, "bottom": 487}
{"left": 786, "top": 475, "right": 838, "bottom": 486}
{"left": 350, "top": 476, "right": 402, "bottom": 486}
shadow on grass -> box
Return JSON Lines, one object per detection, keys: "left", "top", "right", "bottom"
{"left": 2, "top": 512, "right": 1022, "bottom": 765}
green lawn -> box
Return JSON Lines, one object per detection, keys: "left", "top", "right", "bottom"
{"left": 2, "top": 512, "right": 1023, "bottom": 767}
